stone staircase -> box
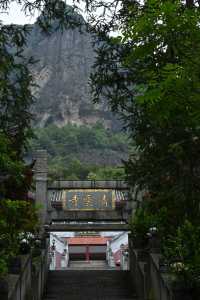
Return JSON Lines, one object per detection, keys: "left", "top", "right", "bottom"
{"left": 68, "top": 260, "right": 113, "bottom": 270}
{"left": 43, "top": 270, "right": 137, "bottom": 300}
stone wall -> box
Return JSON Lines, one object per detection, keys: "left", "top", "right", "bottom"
{"left": 1, "top": 241, "right": 49, "bottom": 300}
{"left": 129, "top": 234, "right": 173, "bottom": 300}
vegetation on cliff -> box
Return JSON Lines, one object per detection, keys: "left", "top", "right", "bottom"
{"left": 31, "top": 122, "right": 130, "bottom": 180}
{"left": 1, "top": 0, "right": 200, "bottom": 290}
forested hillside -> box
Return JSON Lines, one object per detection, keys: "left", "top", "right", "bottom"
{"left": 31, "top": 123, "right": 130, "bottom": 180}
{"left": 26, "top": 6, "right": 128, "bottom": 180}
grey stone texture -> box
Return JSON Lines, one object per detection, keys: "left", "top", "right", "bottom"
{"left": 43, "top": 270, "right": 137, "bottom": 300}
{"left": 6, "top": 245, "right": 49, "bottom": 300}
{"left": 34, "top": 150, "right": 48, "bottom": 225}
{"left": 25, "top": 10, "right": 119, "bottom": 130}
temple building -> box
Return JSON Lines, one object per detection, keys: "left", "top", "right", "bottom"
{"left": 49, "top": 232, "right": 129, "bottom": 270}
{"left": 66, "top": 235, "right": 110, "bottom": 261}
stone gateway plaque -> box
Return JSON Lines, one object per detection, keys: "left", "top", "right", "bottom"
{"left": 62, "top": 189, "right": 115, "bottom": 210}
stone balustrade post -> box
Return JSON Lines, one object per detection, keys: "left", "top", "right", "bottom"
{"left": 34, "top": 150, "right": 48, "bottom": 227}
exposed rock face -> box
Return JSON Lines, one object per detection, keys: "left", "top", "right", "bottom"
{"left": 26, "top": 11, "right": 117, "bottom": 129}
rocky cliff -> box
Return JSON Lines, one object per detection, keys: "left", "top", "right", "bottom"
{"left": 26, "top": 8, "right": 117, "bottom": 129}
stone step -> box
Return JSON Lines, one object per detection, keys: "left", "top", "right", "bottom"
{"left": 68, "top": 260, "right": 113, "bottom": 270}
{"left": 43, "top": 270, "right": 137, "bottom": 300}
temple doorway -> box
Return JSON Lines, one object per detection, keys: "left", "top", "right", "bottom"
{"left": 49, "top": 231, "right": 129, "bottom": 271}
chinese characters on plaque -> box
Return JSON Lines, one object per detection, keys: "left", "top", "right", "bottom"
{"left": 62, "top": 189, "right": 115, "bottom": 210}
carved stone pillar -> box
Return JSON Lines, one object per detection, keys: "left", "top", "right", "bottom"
{"left": 34, "top": 150, "right": 48, "bottom": 226}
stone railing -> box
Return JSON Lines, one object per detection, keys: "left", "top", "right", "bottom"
{"left": 1, "top": 240, "right": 50, "bottom": 300}
{"left": 31, "top": 245, "right": 50, "bottom": 300}
{"left": 48, "top": 180, "right": 128, "bottom": 190}
{"left": 129, "top": 247, "right": 149, "bottom": 300}
{"left": 129, "top": 235, "right": 173, "bottom": 300}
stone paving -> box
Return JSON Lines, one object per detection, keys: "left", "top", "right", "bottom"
{"left": 43, "top": 270, "right": 137, "bottom": 300}
{"left": 67, "top": 260, "right": 114, "bottom": 270}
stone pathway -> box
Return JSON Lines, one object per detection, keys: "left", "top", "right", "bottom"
{"left": 43, "top": 270, "right": 137, "bottom": 300}
{"left": 67, "top": 260, "right": 114, "bottom": 270}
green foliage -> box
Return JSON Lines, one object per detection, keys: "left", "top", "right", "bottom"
{"left": 0, "top": 199, "right": 39, "bottom": 251}
{"left": 30, "top": 123, "right": 128, "bottom": 180}
{"left": 0, "top": 133, "right": 25, "bottom": 196}
{"left": 0, "top": 0, "right": 94, "bottom": 194}
{"left": 122, "top": 1, "right": 200, "bottom": 230}
{"left": 0, "top": 256, "right": 8, "bottom": 278}
{"left": 0, "top": 24, "right": 35, "bottom": 158}
{"left": 90, "top": 0, "right": 200, "bottom": 219}
{"left": 163, "top": 221, "right": 200, "bottom": 288}
{"left": 87, "top": 0, "right": 200, "bottom": 289}
{"left": 0, "top": 0, "right": 126, "bottom": 279}
{"left": 87, "top": 166, "right": 125, "bottom": 180}
{"left": 129, "top": 207, "right": 154, "bottom": 240}
{"left": 129, "top": 205, "right": 169, "bottom": 244}
{"left": 90, "top": 0, "right": 200, "bottom": 261}
{"left": 0, "top": 132, "right": 36, "bottom": 200}
{"left": 0, "top": 199, "right": 39, "bottom": 234}
{"left": 0, "top": 133, "right": 24, "bottom": 177}
{"left": 32, "top": 122, "right": 128, "bottom": 154}
{"left": 1, "top": 0, "right": 200, "bottom": 283}
{"left": 0, "top": 199, "right": 39, "bottom": 277}
{"left": 129, "top": 209, "right": 152, "bottom": 247}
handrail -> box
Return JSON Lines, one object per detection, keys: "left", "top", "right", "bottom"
{"left": 8, "top": 255, "right": 31, "bottom": 300}
{"left": 150, "top": 253, "right": 172, "bottom": 295}
{"left": 7, "top": 239, "right": 50, "bottom": 300}
{"left": 128, "top": 235, "right": 173, "bottom": 300}
{"left": 150, "top": 253, "right": 172, "bottom": 300}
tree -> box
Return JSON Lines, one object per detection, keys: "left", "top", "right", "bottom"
{"left": 89, "top": 0, "right": 200, "bottom": 226}
{"left": 0, "top": 0, "right": 90, "bottom": 277}
{"left": 0, "top": 0, "right": 87, "bottom": 151}
{"left": 0, "top": 0, "right": 89, "bottom": 197}
{"left": 87, "top": 3, "right": 200, "bottom": 287}
{"left": 1, "top": 0, "right": 200, "bottom": 221}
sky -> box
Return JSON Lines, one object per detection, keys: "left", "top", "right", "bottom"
{"left": 0, "top": 1, "right": 85, "bottom": 25}
{"left": 1, "top": 2, "right": 39, "bottom": 25}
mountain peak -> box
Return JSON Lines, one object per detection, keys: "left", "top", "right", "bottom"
{"left": 25, "top": 6, "right": 120, "bottom": 131}
{"left": 36, "top": 1, "right": 85, "bottom": 31}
